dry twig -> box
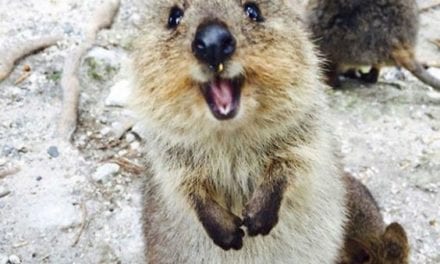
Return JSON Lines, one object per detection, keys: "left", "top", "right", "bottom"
{"left": 12, "top": 241, "right": 29, "bottom": 249}
{"left": 57, "top": 0, "right": 121, "bottom": 142}
{"left": 72, "top": 201, "right": 88, "bottom": 247}
{"left": 420, "top": 1, "right": 440, "bottom": 12}
{"left": 110, "top": 157, "right": 144, "bottom": 175}
{"left": 14, "top": 64, "right": 32, "bottom": 85}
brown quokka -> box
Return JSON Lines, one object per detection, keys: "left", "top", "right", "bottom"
{"left": 340, "top": 175, "right": 409, "bottom": 264}
{"left": 306, "top": 0, "right": 440, "bottom": 90}
{"left": 131, "top": 0, "right": 407, "bottom": 263}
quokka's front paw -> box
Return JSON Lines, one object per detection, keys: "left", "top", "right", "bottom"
{"left": 242, "top": 185, "right": 284, "bottom": 236}
{"left": 243, "top": 203, "right": 279, "bottom": 237}
{"left": 208, "top": 214, "right": 245, "bottom": 250}
{"left": 196, "top": 200, "right": 245, "bottom": 250}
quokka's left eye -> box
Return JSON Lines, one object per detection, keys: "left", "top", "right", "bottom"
{"left": 168, "top": 6, "right": 184, "bottom": 29}
{"left": 244, "top": 2, "right": 264, "bottom": 22}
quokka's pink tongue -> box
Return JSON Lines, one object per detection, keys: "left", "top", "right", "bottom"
{"left": 210, "top": 79, "right": 234, "bottom": 115}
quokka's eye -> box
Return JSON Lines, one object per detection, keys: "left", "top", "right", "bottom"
{"left": 168, "top": 6, "right": 184, "bottom": 29}
{"left": 244, "top": 2, "right": 264, "bottom": 22}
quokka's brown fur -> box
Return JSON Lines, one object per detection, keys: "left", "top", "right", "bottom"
{"left": 340, "top": 174, "right": 409, "bottom": 264}
{"left": 306, "top": 0, "right": 440, "bottom": 90}
{"left": 131, "top": 0, "right": 409, "bottom": 263}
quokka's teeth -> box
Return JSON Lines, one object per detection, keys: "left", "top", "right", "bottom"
{"left": 218, "top": 104, "right": 232, "bottom": 116}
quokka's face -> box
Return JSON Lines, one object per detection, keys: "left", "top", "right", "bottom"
{"left": 133, "top": 0, "right": 313, "bottom": 133}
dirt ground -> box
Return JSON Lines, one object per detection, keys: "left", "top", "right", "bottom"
{"left": 0, "top": 0, "right": 439, "bottom": 263}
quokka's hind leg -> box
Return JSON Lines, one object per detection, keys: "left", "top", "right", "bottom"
{"left": 359, "top": 65, "right": 381, "bottom": 84}
{"left": 324, "top": 62, "right": 342, "bottom": 88}
{"left": 342, "top": 65, "right": 381, "bottom": 85}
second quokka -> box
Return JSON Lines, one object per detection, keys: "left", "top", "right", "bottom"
{"left": 306, "top": 0, "right": 440, "bottom": 90}
{"left": 131, "top": 0, "right": 409, "bottom": 263}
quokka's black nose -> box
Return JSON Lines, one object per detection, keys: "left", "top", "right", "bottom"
{"left": 192, "top": 22, "right": 236, "bottom": 71}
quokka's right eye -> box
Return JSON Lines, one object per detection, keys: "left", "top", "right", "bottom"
{"left": 168, "top": 6, "right": 184, "bottom": 29}
{"left": 244, "top": 2, "right": 264, "bottom": 22}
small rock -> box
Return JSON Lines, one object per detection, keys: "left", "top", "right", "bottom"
{"left": 427, "top": 67, "right": 440, "bottom": 79}
{"left": 0, "top": 185, "right": 11, "bottom": 199}
{"left": 47, "top": 146, "right": 60, "bottom": 158}
{"left": 100, "top": 127, "right": 112, "bottom": 136}
{"left": 130, "top": 13, "right": 142, "bottom": 27}
{"left": 0, "top": 254, "right": 8, "bottom": 264}
{"left": 131, "top": 122, "right": 147, "bottom": 139}
{"left": 427, "top": 91, "right": 440, "bottom": 100}
{"left": 2, "top": 145, "right": 16, "bottom": 157}
{"left": 130, "top": 141, "right": 141, "bottom": 151}
{"left": 105, "top": 79, "right": 132, "bottom": 107}
{"left": 93, "top": 163, "right": 120, "bottom": 184}
{"left": 36, "top": 176, "right": 43, "bottom": 181}
{"left": 125, "top": 133, "right": 136, "bottom": 143}
{"left": 111, "top": 118, "right": 135, "bottom": 139}
{"left": 118, "top": 150, "right": 128, "bottom": 156}
{"left": 8, "top": 255, "right": 21, "bottom": 264}
{"left": 63, "top": 23, "right": 74, "bottom": 34}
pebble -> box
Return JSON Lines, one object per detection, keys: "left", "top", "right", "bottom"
{"left": 2, "top": 145, "right": 16, "bottom": 157}
{"left": 130, "top": 141, "right": 140, "bottom": 151}
{"left": 125, "top": 133, "right": 136, "bottom": 143}
{"left": 0, "top": 254, "right": 7, "bottom": 264}
{"left": 131, "top": 122, "right": 147, "bottom": 139}
{"left": 47, "top": 146, "right": 60, "bottom": 158}
{"left": 427, "top": 91, "right": 440, "bottom": 100}
{"left": 8, "top": 255, "right": 21, "bottom": 264}
{"left": 130, "top": 13, "right": 142, "bottom": 27}
{"left": 63, "top": 23, "right": 74, "bottom": 34}
{"left": 100, "top": 127, "right": 112, "bottom": 136}
{"left": 427, "top": 67, "right": 440, "bottom": 79}
{"left": 0, "top": 184, "right": 11, "bottom": 199}
{"left": 105, "top": 79, "right": 132, "bottom": 107}
{"left": 93, "top": 163, "right": 120, "bottom": 184}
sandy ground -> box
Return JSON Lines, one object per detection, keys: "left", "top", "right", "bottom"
{"left": 0, "top": 0, "right": 439, "bottom": 263}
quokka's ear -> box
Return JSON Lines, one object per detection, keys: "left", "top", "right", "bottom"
{"left": 345, "top": 238, "right": 373, "bottom": 264}
{"left": 382, "top": 222, "right": 410, "bottom": 263}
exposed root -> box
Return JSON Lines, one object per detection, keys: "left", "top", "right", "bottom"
{"left": 0, "top": 36, "right": 61, "bottom": 82}
{"left": 57, "top": 0, "right": 121, "bottom": 142}
{"left": 420, "top": 2, "right": 440, "bottom": 13}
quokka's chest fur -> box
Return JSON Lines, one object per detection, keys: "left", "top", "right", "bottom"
{"left": 143, "top": 134, "right": 347, "bottom": 264}
{"left": 145, "top": 115, "right": 320, "bottom": 205}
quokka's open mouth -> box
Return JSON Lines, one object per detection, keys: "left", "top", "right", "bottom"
{"left": 200, "top": 76, "right": 244, "bottom": 120}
